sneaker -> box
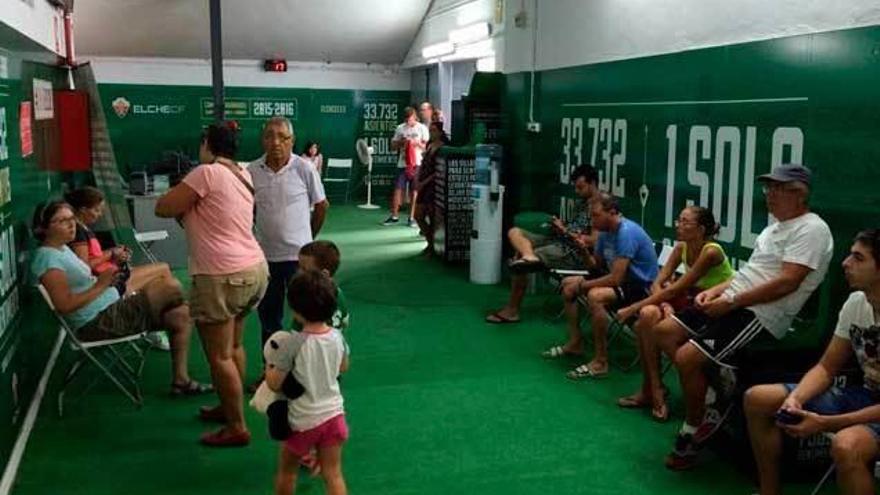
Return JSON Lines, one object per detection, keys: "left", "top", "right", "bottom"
{"left": 407, "top": 218, "right": 418, "bottom": 228}
{"left": 665, "top": 433, "right": 700, "bottom": 471}
{"left": 145, "top": 331, "right": 170, "bottom": 351}
{"left": 382, "top": 216, "right": 399, "bottom": 226}
{"left": 693, "top": 400, "right": 734, "bottom": 445}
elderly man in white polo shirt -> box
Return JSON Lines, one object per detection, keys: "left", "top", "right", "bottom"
{"left": 658, "top": 164, "right": 834, "bottom": 471}
{"left": 250, "top": 116, "right": 328, "bottom": 361}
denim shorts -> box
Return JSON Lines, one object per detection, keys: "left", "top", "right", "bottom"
{"left": 783, "top": 383, "right": 880, "bottom": 438}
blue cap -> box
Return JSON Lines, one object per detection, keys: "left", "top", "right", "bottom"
{"left": 757, "top": 164, "right": 812, "bottom": 186}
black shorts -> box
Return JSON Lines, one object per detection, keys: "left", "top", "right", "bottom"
{"left": 671, "top": 306, "right": 768, "bottom": 368}
{"left": 609, "top": 281, "right": 651, "bottom": 310}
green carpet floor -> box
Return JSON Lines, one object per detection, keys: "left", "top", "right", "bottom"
{"left": 12, "top": 206, "right": 829, "bottom": 494}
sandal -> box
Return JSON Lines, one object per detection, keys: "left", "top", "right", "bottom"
{"left": 566, "top": 363, "right": 608, "bottom": 380}
{"left": 485, "top": 312, "right": 520, "bottom": 324}
{"left": 170, "top": 380, "right": 213, "bottom": 397}
{"left": 541, "top": 345, "right": 583, "bottom": 359}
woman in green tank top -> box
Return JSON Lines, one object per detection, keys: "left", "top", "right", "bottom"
{"left": 615, "top": 206, "right": 734, "bottom": 422}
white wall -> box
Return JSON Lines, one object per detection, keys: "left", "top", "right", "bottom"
{"left": 0, "top": 0, "right": 65, "bottom": 55}
{"left": 403, "top": 0, "right": 504, "bottom": 68}
{"left": 503, "top": 0, "right": 880, "bottom": 73}
{"left": 86, "top": 56, "right": 411, "bottom": 91}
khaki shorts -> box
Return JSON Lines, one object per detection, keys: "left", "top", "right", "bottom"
{"left": 190, "top": 261, "right": 269, "bottom": 324}
{"left": 521, "top": 230, "right": 583, "bottom": 270}
{"left": 78, "top": 292, "right": 157, "bottom": 342}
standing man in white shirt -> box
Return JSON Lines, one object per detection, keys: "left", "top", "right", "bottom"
{"left": 657, "top": 164, "right": 834, "bottom": 470}
{"left": 383, "top": 106, "right": 428, "bottom": 227}
{"left": 250, "top": 117, "right": 328, "bottom": 377}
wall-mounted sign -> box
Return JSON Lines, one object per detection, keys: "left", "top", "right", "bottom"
{"left": 0, "top": 107, "right": 7, "bottom": 162}
{"left": 110, "top": 95, "right": 185, "bottom": 118}
{"left": 200, "top": 97, "right": 298, "bottom": 120}
{"left": 19, "top": 102, "right": 32, "bottom": 157}
{"left": 32, "top": 78, "right": 53, "bottom": 120}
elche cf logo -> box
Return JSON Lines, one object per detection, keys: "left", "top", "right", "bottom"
{"left": 112, "top": 97, "right": 131, "bottom": 118}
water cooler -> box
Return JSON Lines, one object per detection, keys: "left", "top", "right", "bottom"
{"left": 470, "top": 144, "right": 505, "bottom": 284}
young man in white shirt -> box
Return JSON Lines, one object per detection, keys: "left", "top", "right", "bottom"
{"left": 657, "top": 164, "right": 834, "bottom": 470}
{"left": 383, "top": 106, "right": 428, "bottom": 227}
{"left": 745, "top": 229, "right": 880, "bottom": 495}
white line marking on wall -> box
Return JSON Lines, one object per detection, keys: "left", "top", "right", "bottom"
{"left": 562, "top": 97, "right": 809, "bottom": 108}
{"left": 0, "top": 329, "right": 65, "bottom": 495}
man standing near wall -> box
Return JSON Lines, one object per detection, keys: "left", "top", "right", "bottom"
{"left": 383, "top": 107, "right": 428, "bottom": 227}
{"left": 249, "top": 116, "right": 328, "bottom": 386}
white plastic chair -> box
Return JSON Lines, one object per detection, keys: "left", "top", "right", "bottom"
{"left": 322, "top": 158, "right": 353, "bottom": 203}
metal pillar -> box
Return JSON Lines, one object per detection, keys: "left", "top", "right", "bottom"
{"left": 209, "top": 0, "right": 224, "bottom": 122}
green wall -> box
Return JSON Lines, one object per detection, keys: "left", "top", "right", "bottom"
{"left": 500, "top": 25, "right": 880, "bottom": 336}
{"left": 0, "top": 46, "right": 68, "bottom": 463}
{"left": 98, "top": 84, "right": 410, "bottom": 201}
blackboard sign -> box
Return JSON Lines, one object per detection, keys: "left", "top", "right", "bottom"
{"left": 433, "top": 149, "right": 476, "bottom": 263}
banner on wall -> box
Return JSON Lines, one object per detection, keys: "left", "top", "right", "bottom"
{"left": 19, "top": 102, "right": 32, "bottom": 157}
{"left": 200, "top": 97, "right": 298, "bottom": 121}
{"left": 0, "top": 106, "right": 7, "bottom": 162}
{"left": 358, "top": 101, "right": 403, "bottom": 192}
{"left": 32, "top": 78, "right": 53, "bottom": 120}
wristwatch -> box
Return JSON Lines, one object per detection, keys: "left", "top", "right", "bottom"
{"left": 724, "top": 292, "right": 737, "bottom": 306}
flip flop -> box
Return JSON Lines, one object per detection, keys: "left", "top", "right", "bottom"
{"left": 508, "top": 258, "right": 546, "bottom": 274}
{"left": 566, "top": 364, "right": 608, "bottom": 380}
{"left": 541, "top": 345, "right": 583, "bottom": 359}
{"left": 617, "top": 387, "right": 671, "bottom": 408}
{"left": 652, "top": 402, "right": 670, "bottom": 423}
{"left": 617, "top": 393, "right": 651, "bottom": 409}
{"left": 170, "top": 380, "right": 213, "bottom": 397}
{"left": 485, "top": 312, "right": 520, "bottom": 324}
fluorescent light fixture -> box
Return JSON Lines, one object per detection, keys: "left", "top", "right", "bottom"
{"left": 440, "top": 39, "right": 495, "bottom": 62}
{"left": 449, "top": 22, "right": 491, "bottom": 45}
{"left": 422, "top": 41, "right": 454, "bottom": 59}
{"left": 476, "top": 56, "right": 496, "bottom": 72}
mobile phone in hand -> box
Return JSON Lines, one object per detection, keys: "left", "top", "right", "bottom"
{"left": 774, "top": 409, "right": 804, "bottom": 425}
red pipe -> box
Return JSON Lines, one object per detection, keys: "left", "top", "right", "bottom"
{"left": 63, "top": 8, "right": 74, "bottom": 66}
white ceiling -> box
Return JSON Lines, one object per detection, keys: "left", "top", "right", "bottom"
{"left": 73, "top": 0, "right": 432, "bottom": 64}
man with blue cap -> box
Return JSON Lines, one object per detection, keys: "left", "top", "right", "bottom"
{"left": 658, "top": 164, "right": 834, "bottom": 470}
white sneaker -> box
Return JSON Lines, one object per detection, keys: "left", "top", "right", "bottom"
{"left": 145, "top": 331, "right": 170, "bottom": 351}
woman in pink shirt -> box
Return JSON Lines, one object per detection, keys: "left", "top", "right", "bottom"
{"left": 156, "top": 122, "right": 268, "bottom": 447}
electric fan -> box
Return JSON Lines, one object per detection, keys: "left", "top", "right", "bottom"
{"left": 355, "top": 138, "right": 380, "bottom": 209}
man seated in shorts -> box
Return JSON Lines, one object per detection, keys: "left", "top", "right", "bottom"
{"left": 661, "top": 164, "right": 833, "bottom": 470}
{"left": 485, "top": 164, "right": 599, "bottom": 324}
{"left": 744, "top": 229, "right": 880, "bottom": 495}
{"left": 544, "top": 192, "right": 658, "bottom": 379}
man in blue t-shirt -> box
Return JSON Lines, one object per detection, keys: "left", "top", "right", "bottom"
{"left": 543, "top": 192, "right": 658, "bottom": 379}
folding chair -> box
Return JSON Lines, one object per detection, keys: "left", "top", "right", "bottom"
{"left": 551, "top": 241, "right": 680, "bottom": 371}
{"left": 322, "top": 158, "right": 353, "bottom": 204}
{"left": 113, "top": 227, "right": 168, "bottom": 265}
{"left": 37, "top": 285, "right": 149, "bottom": 416}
